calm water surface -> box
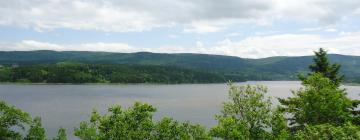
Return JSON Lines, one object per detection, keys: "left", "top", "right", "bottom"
{"left": 1, "top": 81, "right": 359, "bottom": 139}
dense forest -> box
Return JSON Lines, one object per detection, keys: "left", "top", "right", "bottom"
{"left": 2, "top": 50, "right": 360, "bottom": 82}
{"left": 0, "top": 62, "right": 225, "bottom": 84}
{"left": 1, "top": 48, "right": 359, "bottom": 140}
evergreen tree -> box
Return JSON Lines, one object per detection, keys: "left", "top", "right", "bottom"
{"left": 279, "top": 74, "right": 353, "bottom": 127}
{"left": 307, "top": 48, "right": 344, "bottom": 86}
{"left": 281, "top": 48, "right": 360, "bottom": 128}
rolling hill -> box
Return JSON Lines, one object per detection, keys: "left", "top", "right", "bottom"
{"left": 1, "top": 50, "right": 360, "bottom": 82}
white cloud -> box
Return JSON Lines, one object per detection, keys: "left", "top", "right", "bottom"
{"left": 0, "top": 0, "right": 271, "bottom": 32}
{"left": 183, "top": 21, "right": 223, "bottom": 33}
{"left": 204, "top": 33, "right": 360, "bottom": 58}
{"left": 300, "top": 26, "right": 338, "bottom": 32}
{"left": 272, "top": 0, "right": 360, "bottom": 24}
{"left": 324, "top": 28, "right": 337, "bottom": 32}
{"left": 1, "top": 0, "right": 359, "bottom": 32}
{"left": 0, "top": 1, "right": 160, "bottom": 32}
{"left": 2, "top": 32, "right": 360, "bottom": 58}
{"left": 0, "top": 40, "right": 137, "bottom": 52}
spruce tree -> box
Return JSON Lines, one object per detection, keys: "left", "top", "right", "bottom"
{"left": 280, "top": 48, "right": 360, "bottom": 128}
{"left": 307, "top": 48, "right": 344, "bottom": 86}
{"left": 309, "top": 48, "right": 359, "bottom": 124}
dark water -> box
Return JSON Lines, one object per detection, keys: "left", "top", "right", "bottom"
{"left": 1, "top": 81, "right": 359, "bottom": 139}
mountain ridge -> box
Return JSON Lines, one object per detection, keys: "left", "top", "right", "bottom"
{"left": 1, "top": 50, "right": 360, "bottom": 82}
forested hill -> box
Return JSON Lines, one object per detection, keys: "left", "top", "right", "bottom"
{"left": 0, "top": 62, "right": 225, "bottom": 83}
{"left": 1, "top": 50, "right": 360, "bottom": 82}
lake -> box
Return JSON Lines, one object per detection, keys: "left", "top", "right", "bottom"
{"left": 1, "top": 81, "right": 359, "bottom": 139}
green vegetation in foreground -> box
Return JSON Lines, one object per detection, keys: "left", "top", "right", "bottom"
{"left": 1, "top": 48, "right": 360, "bottom": 140}
{"left": 0, "top": 63, "right": 226, "bottom": 84}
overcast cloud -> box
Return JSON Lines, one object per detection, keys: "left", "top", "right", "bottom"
{"left": 2, "top": 0, "right": 360, "bottom": 32}
{"left": 1, "top": 0, "right": 360, "bottom": 58}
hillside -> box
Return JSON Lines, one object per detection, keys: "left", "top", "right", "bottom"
{"left": 0, "top": 62, "right": 225, "bottom": 84}
{"left": 1, "top": 50, "right": 360, "bottom": 82}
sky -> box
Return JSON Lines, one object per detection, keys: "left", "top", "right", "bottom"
{"left": 1, "top": 0, "right": 360, "bottom": 58}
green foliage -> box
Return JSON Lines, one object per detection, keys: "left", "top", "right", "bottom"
{"left": 0, "top": 63, "right": 226, "bottom": 84}
{"left": 294, "top": 123, "right": 360, "bottom": 140}
{"left": 307, "top": 48, "right": 344, "bottom": 86}
{"left": 281, "top": 49, "right": 359, "bottom": 127}
{"left": 25, "top": 117, "right": 47, "bottom": 140}
{"left": 105, "top": 103, "right": 154, "bottom": 139}
{"left": 153, "top": 117, "right": 210, "bottom": 140}
{"left": 0, "top": 67, "right": 12, "bottom": 82}
{"left": 74, "top": 102, "right": 210, "bottom": 140}
{"left": 15, "top": 79, "right": 31, "bottom": 83}
{"left": 11, "top": 66, "right": 47, "bottom": 83}
{"left": 2, "top": 48, "right": 360, "bottom": 140}
{"left": 210, "top": 83, "right": 289, "bottom": 140}
{"left": 270, "top": 108, "right": 290, "bottom": 140}
{"left": 53, "top": 127, "right": 67, "bottom": 140}
{"left": 279, "top": 73, "right": 353, "bottom": 127}
{"left": 0, "top": 100, "right": 31, "bottom": 140}
{"left": 5, "top": 50, "right": 360, "bottom": 82}
{"left": 1, "top": 100, "right": 69, "bottom": 140}
{"left": 73, "top": 121, "right": 98, "bottom": 140}
{"left": 210, "top": 116, "right": 251, "bottom": 140}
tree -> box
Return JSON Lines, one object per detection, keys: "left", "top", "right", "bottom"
{"left": 75, "top": 102, "right": 155, "bottom": 139}
{"left": 74, "top": 102, "right": 210, "bottom": 140}
{"left": 0, "top": 100, "right": 31, "bottom": 140}
{"left": 210, "top": 83, "right": 289, "bottom": 139}
{"left": 210, "top": 116, "right": 251, "bottom": 140}
{"left": 306, "top": 48, "right": 344, "bottom": 87}
{"left": 53, "top": 127, "right": 67, "bottom": 140}
{"left": 279, "top": 73, "right": 354, "bottom": 127}
{"left": 294, "top": 123, "right": 360, "bottom": 140}
{"left": 25, "top": 117, "right": 47, "bottom": 140}
{"left": 0, "top": 67, "right": 12, "bottom": 82}
{"left": 270, "top": 108, "right": 290, "bottom": 140}
{"left": 279, "top": 48, "right": 360, "bottom": 125}
{"left": 153, "top": 117, "right": 210, "bottom": 140}
{"left": 73, "top": 121, "right": 98, "bottom": 140}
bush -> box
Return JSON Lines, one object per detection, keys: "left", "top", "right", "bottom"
{"left": 294, "top": 123, "right": 360, "bottom": 140}
{"left": 210, "top": 83, "right": 289, "bottom": 140}
{"left": 74, "top": 102, "right": 210, "bottom": 140}
{"left": 279, "top": 73, "right": 353, "bottom": 127}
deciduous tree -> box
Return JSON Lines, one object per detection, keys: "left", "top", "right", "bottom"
{"left": 0, "top": 100, "right": 31, "bottom": 140}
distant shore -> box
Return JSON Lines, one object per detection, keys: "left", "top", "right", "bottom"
{"left": 2, "top": 81, "right": 360, "bottom": 87}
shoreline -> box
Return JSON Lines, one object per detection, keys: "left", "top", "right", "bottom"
{"left": 0, "top": 82, "right": 229, "bottom": 85}
{"left": 0, "top": 80, "right": 300, "bottom": 85}
{"left": 1, "top": 81, "right": 359, "bottom": 86}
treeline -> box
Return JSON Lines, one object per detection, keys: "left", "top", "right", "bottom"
{"left": 1, "top": 48, "right": 360, "bottom": 140}
{"left": 4, "top": 50, "right": 360, "bottom": 82}
{"left": 0, "top": 62, "right": 226, "bottom": 84}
